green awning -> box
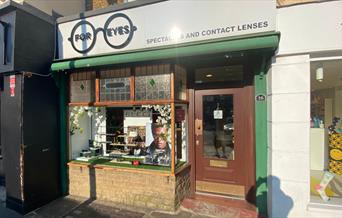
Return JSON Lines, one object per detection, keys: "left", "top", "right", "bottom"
{"left": 51, "top": 33, "right": 279, "bottom": 72}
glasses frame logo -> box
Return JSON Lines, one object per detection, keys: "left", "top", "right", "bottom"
{"left": 68, "top": 13, "right": 137, "bottom": 54}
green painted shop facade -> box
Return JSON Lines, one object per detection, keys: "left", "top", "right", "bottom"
{"left": 51, "top": 0, "right": 279, "bottom": 215}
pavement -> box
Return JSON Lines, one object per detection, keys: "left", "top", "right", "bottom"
{"left": 24, "top": 196, "right": 214, "bottom": 218}
{"left": 0, "top": 186, "right": 23, "bottom": 218}
{"left": 0, "top": 186, "right": 256, "bottom": 218}
{"left": 0, "top": 207, "right": 23, "bottom": 218}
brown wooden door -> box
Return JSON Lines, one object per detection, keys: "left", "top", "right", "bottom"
{"left": 195, "top": 87, "right": 254, "bottom": 198}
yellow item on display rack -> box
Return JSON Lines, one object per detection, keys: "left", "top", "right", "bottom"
{"left": 310, "top": 177, "right": 335, "bottom": 197}
{"left": 329, "top": 133, "right": 342, "bottom": 175}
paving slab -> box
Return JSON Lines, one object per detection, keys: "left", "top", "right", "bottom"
{"left": 0, "top": 206, "right": 24, "bottom": 218}
{"left": 24, "top": 195, "right": 252, "bottom": 218}
{"left": 0, "top": 186, "right": 23, "bottom": 218}
{"left": 149, "top": 210, "right": 198, "bottom": 218}
{"left": 181, "top": 198, "right": 257, "bottom": 218}
{"left": 67, "top": 200, "right": 145, "bottom": 218}
{"left": 25, "top": 196, "right": 87, "bottom": 218}
{"left": 0, "top": 185, "right": 6, "bottom": 208}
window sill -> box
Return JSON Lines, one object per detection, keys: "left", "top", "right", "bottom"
{"left": 68, "top": 158, "right": 187, "bottom": 176}
{"left": 308, "top": 196, "right": 342, "bottom": 212}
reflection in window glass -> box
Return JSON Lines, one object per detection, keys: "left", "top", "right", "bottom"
{"left": 310, "top": 60, "right": 342, "bottom": 205}
{"left": 202, "top": 95, "right": 234, "bottom": 160}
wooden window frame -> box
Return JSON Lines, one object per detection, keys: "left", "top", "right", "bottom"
{"left": 67, "top": 63, "right": 189, "bottom": 176}
{"left": 68, "top": 64, "right": 188, "bottom": 107}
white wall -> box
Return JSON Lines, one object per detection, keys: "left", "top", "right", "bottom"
{"left": 70, "top": 111, "right": 91, "bottom": 159}
{"left": 268, "top": 55, "right": 342, "bottom": 218}
{"left": 269, "top": 1, "right": 342, "bottom": 216}
{"left": 70, "top": 108, "right": 106, "bottom": 159}
{"left": 277, "top": 0, "right": 342, "bottom": 55}
{"left": 268, "top": 54, "right": 311, "bottom": 218}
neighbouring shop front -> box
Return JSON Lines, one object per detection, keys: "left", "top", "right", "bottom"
{"left": 51, "top": 0, "right": 279, "bottom": 214}
{"left": 0, "top": 1, "right": 60, "bottom": 214}
{"left": 269, "top": 1, "right": 342, "bottom": 217}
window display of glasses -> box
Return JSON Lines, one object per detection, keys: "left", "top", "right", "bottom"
{"left": 68, "top": 63, "right": 189, "bottom": 170}
{"left": 69, "top": 105, "right": 179, "bottom": 167}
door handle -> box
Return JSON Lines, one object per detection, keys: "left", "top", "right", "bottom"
{"left": 195, "top": 118, "right": 203, "bottom": 136}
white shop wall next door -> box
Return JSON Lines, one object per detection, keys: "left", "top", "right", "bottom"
{"left": 269, "top": 1, "right": 342, "bottom": 217}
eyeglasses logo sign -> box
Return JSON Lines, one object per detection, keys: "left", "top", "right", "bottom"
{"left": 68, "top": 13, "right": 137, "bottom": 54}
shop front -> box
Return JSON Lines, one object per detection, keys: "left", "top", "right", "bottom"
{"left": 269, "top": 1, "right": 342, "bottom": 217}
{"left": 0, "top": 1, "right": 60, "bottom": 214}
{"left": 51, "top": 0, "right": 279, "bottom": 214}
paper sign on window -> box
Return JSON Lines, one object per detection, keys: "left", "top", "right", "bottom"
{"left": 213, "top": 110, "right": 223, "bottom": 119}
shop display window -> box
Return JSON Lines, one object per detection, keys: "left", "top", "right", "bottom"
{"left": 175, "top": 104, "right": 188, "bottom": 163}
{"left": 135, "top": 64, "right": 171, "bottom": 101}
{"left": 100, "top": 68, "right": 131, "bottom": 101}
{"left": 310, "top": 60, "right": 342, "bottom": 205}
{"left": 69, "top": 104, "right": 188, "bottom": 170}
{"left": 70, "top": 71, "right": 96, "bottom": 102}
{"left": 68, "top": 63, "right": 189, "bottom": 172}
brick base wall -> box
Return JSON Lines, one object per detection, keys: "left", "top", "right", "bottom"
{"left": 175, "top": 167, "right": 191, "bottom": 209}
{"left": 68, "top": 163, "right": 190, "bottom": 211}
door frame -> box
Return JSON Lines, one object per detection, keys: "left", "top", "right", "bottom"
{"left": 195, "top": 88, "right": 243, "bottom": 185}
{"left": 189, "top": 86, "right": 256, "bottom": 202}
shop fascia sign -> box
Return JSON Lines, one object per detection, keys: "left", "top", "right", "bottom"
{"left": 58, "top": 0, "right": 276, "bottom": 59}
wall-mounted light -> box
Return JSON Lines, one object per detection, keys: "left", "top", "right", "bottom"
{"left": 316, "top": 64, "right": 324, "bottom": 82}
{"left": 206, "top": 74, "right": 213, "bottom": 78}
{"left": 224, "top": 54, "right": 231, "bottom": 59}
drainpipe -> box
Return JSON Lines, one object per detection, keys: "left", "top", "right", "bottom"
{"left": 52, "top": 72, "right": 68, "bottom": 196}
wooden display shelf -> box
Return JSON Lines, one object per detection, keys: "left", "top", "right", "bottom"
{"left": 110, "top": 143, "right": 137, "bottom": 147}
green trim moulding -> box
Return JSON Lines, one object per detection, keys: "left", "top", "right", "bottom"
{"left": 51, "top": 33, "right": 279, "bottom": 71}
{"left": 255, "top": 56, "right": 268, "bottom": 216}
{"left": 52, "top": 72, "right": 68, "bottom": 196}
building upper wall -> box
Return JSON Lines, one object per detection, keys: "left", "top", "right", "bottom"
{"left": 0, "top": 0, "right": 86, "bottom": 16}
{"left": 56, "top": 0, "right": 276, "bottom": 60}
{"left": 277, "top": 0, "right": 342, "bottom": 56}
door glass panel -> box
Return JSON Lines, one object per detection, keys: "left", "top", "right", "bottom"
{"left": 203, "top": 95, "right": 234, "bottom": 160}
